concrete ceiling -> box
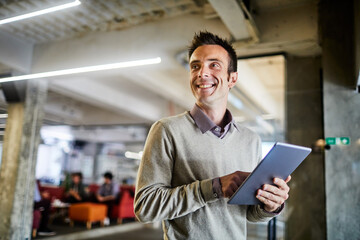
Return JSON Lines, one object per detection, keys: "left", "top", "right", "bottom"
{"left": 0, "top": 0, "right": 203, "bottom": 43}
{"left": 0, "top": 0, "right": 319, "bottom": 141}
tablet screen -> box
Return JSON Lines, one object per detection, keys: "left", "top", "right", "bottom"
{"left": 228, "top": 142, "right": 311, "bottom": 205}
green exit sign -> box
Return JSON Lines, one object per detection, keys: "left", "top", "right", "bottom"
{"left": 326, "top": 137, "right": 350, "bottom": 145}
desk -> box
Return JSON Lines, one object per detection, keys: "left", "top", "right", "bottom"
{"left": 50, "top": 201, "right": 70, "bottom": 223}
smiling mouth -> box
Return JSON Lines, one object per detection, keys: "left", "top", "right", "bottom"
{"left": 198, "top": 84, "right": 216, "bottom": 89}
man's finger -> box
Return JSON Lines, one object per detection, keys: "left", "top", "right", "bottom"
{"left": 224, "top": 188, "right": 235, "bottom": 198}
{"left": 230, "top": 175, "right": 242, "bottom": 186}
{"left": 256, "top": 193, "right": 280, "bottom": 212}
{"left": 257, "top": 189, "right": 284, "bottom": 205}
{"left": 285, "top": 175, "right": 291, "bottom": 183}
{"left": 262, "top": 184, "right": 288, "bottom": 200}
{"left": 232, "top": 171, "right": 250, "bottom": 185}
{"left": 274, "top": 178, "right": 290, "bottom": 192}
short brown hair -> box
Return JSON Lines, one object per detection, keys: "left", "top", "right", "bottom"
{"left": 188, "top": 31, "right": 237, "bottom": 74}
{"left": 71, "top": 172, "right": 83, "bottom": 179}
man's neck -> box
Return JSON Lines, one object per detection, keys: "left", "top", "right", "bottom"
{"left": 196, "top": 102, "right": 227, "bottom": 127}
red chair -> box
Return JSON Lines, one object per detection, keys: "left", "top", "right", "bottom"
{"left": 87, "top": 183, "right": 135, "bottom": 223}
{"left": 39, "top": 185, "right": 65, "bottom": 202}
{"left": 113, "top": 186, "right": 136, "bottom": 223}
{"left": 88, "top": 184, "right": 100, "bottom": 194}
{"left": 87, "top": 183, "right": 100, "bottom": 202}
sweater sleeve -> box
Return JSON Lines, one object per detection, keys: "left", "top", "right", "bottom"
{"left": 134, "top": 121, "right": 216, "bottom": 223}
{"left": 246, "top": 204, "right": 279, "bottom": 222}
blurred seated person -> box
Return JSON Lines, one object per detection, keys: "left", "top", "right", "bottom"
{"left": 34, "top": 182, "right": 56, "bottom": 236}
{"left": 65, "top": 172, "right": 87, "bottom": 203}
{"left": 96, "top": 172, "right": 119, "bottom": 222}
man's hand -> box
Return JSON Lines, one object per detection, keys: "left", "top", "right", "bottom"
{"left": 41, "top": 191, "right": 50, "bottom": 199}
{"left": 256, "top": 175, "right": 291, "bottom": 212}
{"left": 97, "top": 195, "right": 104, "bottom": 202}
{"left": 220, "top": 171, "right": 250, "bottom": 198}
{"left": 69, "top": 190, "right": 81, "bottom": 201}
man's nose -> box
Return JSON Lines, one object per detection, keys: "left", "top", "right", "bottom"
{"left": 198, "top": 66, "right": 210, "bottom": 78}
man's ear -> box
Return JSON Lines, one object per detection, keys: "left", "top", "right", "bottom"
{"left": 228, "top": 72, "right": 238, "bottom": 89}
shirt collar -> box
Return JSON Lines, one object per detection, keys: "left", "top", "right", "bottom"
{"left": 189, "top": 104, "right": 238, "bottom": 134}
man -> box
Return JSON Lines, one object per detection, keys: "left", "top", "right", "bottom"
{"left": 134, "top": 31, "right": 290, "bottom": 239}
{"left": 96, "top": 172, "right": 119, "bottom": 224}
{"left": 34, "top": 183, "right": 56, "bottom": 236}
{"left": 65, "top": 172, "right": 87, "bottom": 203}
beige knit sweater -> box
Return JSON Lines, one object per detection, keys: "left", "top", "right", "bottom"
{"left": 135, "top": 112, "right": 277, "bottom": 240}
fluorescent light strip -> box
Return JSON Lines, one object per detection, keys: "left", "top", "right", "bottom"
{"left": 0, "top": 0, "right": 81, "bottom": 25}
{"left": 0, "top": 57, "right": 161, "bottom": 83}
{"left": 125, "top": 151, "right": 143, "bottom": 160}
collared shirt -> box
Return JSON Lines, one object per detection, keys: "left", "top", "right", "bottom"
{"left": 189, "top": 104, "right": 238, "bottom": 139}
{"left": 190, "top": 104, "right": 239, "bottom": 198}
{"left": 98, "top": 182, "right": 119, "bottom": 197}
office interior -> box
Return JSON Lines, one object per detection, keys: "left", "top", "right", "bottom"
{"left": 0, "top": 0, "right": 359, "bottom": 239}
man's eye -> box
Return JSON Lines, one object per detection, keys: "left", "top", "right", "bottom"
{"left": 191, "top": 65, "right": 199, "bottom": 70}
{"left": 210, "top": 63, "right": 220, "bottom": 68}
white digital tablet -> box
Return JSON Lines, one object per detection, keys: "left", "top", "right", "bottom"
{"left": 228, "top": 142, "right": 312, "bottom": 205}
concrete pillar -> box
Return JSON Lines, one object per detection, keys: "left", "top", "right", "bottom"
{"left": 320, "top": 1, "right": 360, "bottom": 239}
{"left": 0, "top": 79, "right": 47, "bottom": 240}
{"left": 285, "top": 56, "right": 326, "bottom": 239}
{"left": 93, "top": 143, "right": 104, "bottom": 183}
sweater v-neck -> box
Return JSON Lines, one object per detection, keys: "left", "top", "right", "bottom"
{"left": 188, "top": 105, "right": 238, "bottom": 139}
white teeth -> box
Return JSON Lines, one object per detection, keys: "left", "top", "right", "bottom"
{"left": 199, "top": 84, "right": 213, "bottom": 89}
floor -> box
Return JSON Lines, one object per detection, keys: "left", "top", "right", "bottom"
{"left": 34, "top": 216, "right": 283, "bottom": 240}
{"left": 85, "top": 227, "right": 163, "bottom": 240}
{"left": 34, "top": 220, "right": 163, "bottom": 240}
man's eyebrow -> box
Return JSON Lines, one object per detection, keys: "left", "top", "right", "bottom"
{"left": 189, "top": 60, "right": 200, "bottom": 65}
{"left": 207, "top": 58, "right": 223, "bottom": 63}
{"left": 190, "top": 59, "right": 223, "bottom": 65}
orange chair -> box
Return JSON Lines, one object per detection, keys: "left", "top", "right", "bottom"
{"left": 69, "top": 203, "right": 107, "bottom": 229}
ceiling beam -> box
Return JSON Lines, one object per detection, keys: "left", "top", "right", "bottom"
{"left": 0, "top": 31, "right": 33, "bottom": 73}
{"left": 233, "top": 2, "right": 319, "bottom": 57}
{"left": 49, "top": 77, "right": 167, "bottom": 122}
{"left": 207, "top": 0, "right": 252, "bottom": 40}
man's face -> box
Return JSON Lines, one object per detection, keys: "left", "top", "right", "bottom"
{"left": 72, "top": 175, "right": 80, "bottom": 184}
{"left": 189, "top": 45, "right": 237, "bottom": 108}
{"left": 104, "top": 177, "right": 111, "bottom": 184}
